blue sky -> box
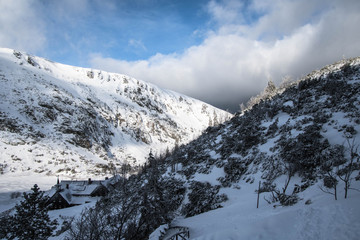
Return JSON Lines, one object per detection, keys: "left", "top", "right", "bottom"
{"left": 40, "top": 0, "right": 212, "bottom": 65}
{"left": 1, "top": 0, "right": 360, "bottom": 112}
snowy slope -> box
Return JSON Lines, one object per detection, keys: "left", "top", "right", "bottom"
{"left": 0, "top": 48, "right": 231, "bottom": 192}
{"left": 149, "top": 57, "right": 360, "bottom": 239}
{"left": 42, "top": 56, "right": 360, "bottom": 240}
{"left": 169, "top": 175, "right": 360, "bottom": 240}
{"left": 2, "top": 52, "right": 360, "bottom": 240}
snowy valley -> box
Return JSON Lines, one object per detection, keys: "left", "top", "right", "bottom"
{"left": 1, "top": 51, "right": 360, "bottom": 240}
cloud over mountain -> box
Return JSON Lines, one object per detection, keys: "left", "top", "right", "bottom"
{"left": 1, "top": 0, "right": 360, "bottom": 111}
{"left": 90, "top": 0, "right": 360, "bottom": 111}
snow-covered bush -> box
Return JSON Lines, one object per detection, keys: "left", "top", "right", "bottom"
{"left": 182, "top": 181, "right": 228, "bottom": 217}
{"left": 220, "top": 157, "right": 249, "bottom": 186}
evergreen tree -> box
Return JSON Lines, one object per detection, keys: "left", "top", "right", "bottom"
{"left": 148, "top": 150, "right": 156, "bottom": 166}
{"left": 8, "top": 184, "right": 57, "bottom": 240}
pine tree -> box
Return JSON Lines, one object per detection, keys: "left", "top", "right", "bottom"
{"left": 8, "top": 184, "right": 57, "bottom": 240}
{"left": 148, "top": 150, "right": 155, "bottom": 166}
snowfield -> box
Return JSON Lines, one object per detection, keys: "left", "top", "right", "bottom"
{"left": 168, "top": 174, "right": 360, "bottom": 240}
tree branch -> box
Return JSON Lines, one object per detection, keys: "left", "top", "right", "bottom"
{"left": 348, "top": 187, "right": 360, "bottom": 192}
{"left": 318, "top": 185, "right": 335, "bottom": 196}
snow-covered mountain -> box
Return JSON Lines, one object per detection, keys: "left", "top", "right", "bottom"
{"left": 153, "top": 57, "right": 360, "bottom": 240}
{"left": 0, "top": 48, "right": 231, "bottom": 191}
{"left": 172, "top": 56, "right": 360, "bottom": 188}
{"left": 48, "top": 56, "right": 360, "bottom": 240}
{"left": 1, "top": 53, "right": 360, "bottom": 240}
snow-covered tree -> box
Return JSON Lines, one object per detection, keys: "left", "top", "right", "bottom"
{"left": 264, "top": 80, "right": 277, "bottom": 98}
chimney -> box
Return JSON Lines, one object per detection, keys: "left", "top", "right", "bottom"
{"left": 66, "top": 184, "right": 69, "bottom": 189}
{"left": 88, "top": 178, "right": 92, "bottom": 184}
{"left": 56, "top": 176, "right": 61, "bottom": 191}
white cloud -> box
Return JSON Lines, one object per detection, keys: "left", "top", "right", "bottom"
{"left": 206, "top": 0, "right": 246, "bottom": 25}
{"left": 0, "top": 0, "right": 46, "bottom": 53}
{"left": 2, "top": 0, "right": 360, "bottom": 111}
{"left": 90, "top": 0, "right": 360, "bottom": 110}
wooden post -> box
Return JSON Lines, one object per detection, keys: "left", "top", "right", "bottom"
{"left": 257, "top": 181, "right": 261, "bottom": 208}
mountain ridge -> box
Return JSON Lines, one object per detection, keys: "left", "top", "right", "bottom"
{"left": 0, "top": 48, "right": 231, "bottom": 189}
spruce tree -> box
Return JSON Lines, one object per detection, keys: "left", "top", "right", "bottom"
{"left": 9, "top": 184, "right": 57, "bottom": 240}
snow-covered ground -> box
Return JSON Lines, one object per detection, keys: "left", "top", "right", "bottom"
{"left": 154, "top": 56, "right": 360, "bottom": 239}
{"left": 2, "top": 161, "right": 359, "bottom": 240}
{"left": 171, "top": 175, "right": 360, "bottom": 240}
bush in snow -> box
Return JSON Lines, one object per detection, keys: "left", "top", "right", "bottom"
{"left": 320, "top": 140, "right": 360, "bottom": 199}
{"left": 278, "top": 123, "right": 329, "bottom": 179}
{"left": 182, "top": 181, "right": 228, "bottom": 217}
{"left": 223, "top": 158, "right": 248, "bottom": 183}
{"left": 319, "top": 144, "right": 346, "bottom": 200}
{"left": 264, "top": 183, "right": 299, "bottom": 206}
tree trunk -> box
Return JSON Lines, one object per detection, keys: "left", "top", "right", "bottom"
{"left": 344, "top": 181, "right": 348, "bottom": 199}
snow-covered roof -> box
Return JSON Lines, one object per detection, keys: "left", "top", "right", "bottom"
{"left": 58, "top": 180, "right": 106, "bottom": 196}
{"left": 47, "top": 178, "right": 111, "bottom": 206}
